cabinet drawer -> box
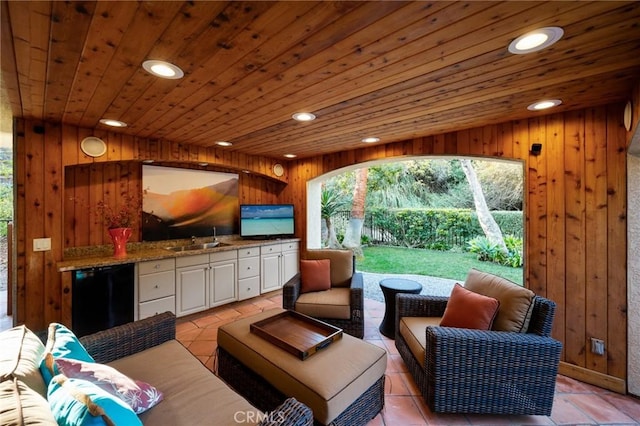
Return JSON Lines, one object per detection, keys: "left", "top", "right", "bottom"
{"left": 282, "top": 241, "right": 299, "bottom": 251}
{"left": 260, "top": 244, "right": 281, "bottom": 255}
{"left": 238, "top": 247, "right": 260, "bottom": 258}
{"left": 138, "top": 258, "right": 175, "bottom": 275}
{"left": 238, "top": 276, "right": 260, "bottom": 301}
{"left": 238, "top": 257, "right": 259, "bottom": 279}
{"left": 210, "top": 249, "right": 237, "bottom": 263}
{"left": 139, "top": 296, "right": 175, "bottom": 320}
{"left": 176, "top": 253, "right": 209, "bottom": 268}
{"left": 139, "top": 270, "right": 175, "bottom": 302}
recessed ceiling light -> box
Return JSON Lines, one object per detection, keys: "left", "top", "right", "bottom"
{"left": 99, "top": 118, "right": 127, "bottom": 127}
{"left": 362, "top": 137, "right": 380, "bottom": 143}
{"left": 216, "top": 141, "right": 233, "bottom": 147}
{"left": 284, "top": 154, "right": 297, "bottom": 158}
{"left": 292, "top": 112, "right": 316, "bottom": 122}
{"left": 508, "top": 27, "right": 564, "bottom": 54}
{"left": 527, "top": 99, "right": 562, "bottom": 111}
{"left": 142, "top": 60, "right": 184, "bottom": 79}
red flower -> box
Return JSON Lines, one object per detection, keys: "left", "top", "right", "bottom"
{"left": 96, "top": 195, "right": 140, "bottom": 229}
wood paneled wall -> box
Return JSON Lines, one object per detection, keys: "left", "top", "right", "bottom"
{"left": 14, "top": 120, "right": 286, "bottom": 329}
{"left": 13, "top": 101, "right": 629, "bottom": 388}
{"left": 283, "top": 103, "right": 628, "bottom": 387}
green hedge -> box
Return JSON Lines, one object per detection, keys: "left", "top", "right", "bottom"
{"left": 368, "top": 208, "right": 522, "bottom": 250}
{"left": 469, "top": 211, "right": 523, "bottom": 238}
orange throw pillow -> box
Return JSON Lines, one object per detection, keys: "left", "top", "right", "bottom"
{"left": 300, "top": 259, "right": 331, "bottom": 293}
{"left": 440, "top": 283, "right": 500, "bottom": 330}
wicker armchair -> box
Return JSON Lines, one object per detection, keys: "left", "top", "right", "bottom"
{"left": 283, "top": 249, "right": 364, "bottom": 338}
{"left": 395, "top": 293, "right": 562, "bottom": 415}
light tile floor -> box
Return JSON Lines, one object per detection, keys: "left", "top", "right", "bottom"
{"left": 1, "top": 289, "right": 639, "bottom": 425}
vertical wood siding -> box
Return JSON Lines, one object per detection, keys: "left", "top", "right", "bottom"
{"left": 14, "top": 102, "right": 628, "bottom": 383}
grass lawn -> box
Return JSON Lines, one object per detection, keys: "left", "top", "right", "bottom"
{"left": 357, "top": 246, "right": 523, "bottom": 285}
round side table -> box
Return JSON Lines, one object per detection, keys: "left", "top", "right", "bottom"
{"left": 378, "top": 278, "right": 422, "bottom": 339}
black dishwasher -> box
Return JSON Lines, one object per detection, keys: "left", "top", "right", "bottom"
{"left": 72, "top": 263, "right": 135, "bottom": 337}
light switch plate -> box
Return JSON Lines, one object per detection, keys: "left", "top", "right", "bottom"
{"left": 33, "top": 238, "right": 51, "bottom": 251}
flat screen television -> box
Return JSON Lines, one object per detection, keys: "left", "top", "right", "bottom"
{"left": 240, "top": 204, "right": 295, "bottom": 239}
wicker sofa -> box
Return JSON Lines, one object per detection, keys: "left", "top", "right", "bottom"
{"left": 1, "top": 312, "right": 313, "bottom": 425}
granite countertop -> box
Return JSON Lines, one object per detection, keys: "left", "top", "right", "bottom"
{"left": 57, "top": 236, "right": 300, "bottom": 272}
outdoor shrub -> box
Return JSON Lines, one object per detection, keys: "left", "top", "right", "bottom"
{"left": 467, "top": 236, "right": 500, "bottom": 261}
{"left": 370, "top": 208, "right": 474, "bottom": 249}
{"left": 469, "top": 211, "right": 523, "bottom": 237}
{"left": 467, "top": 235, "right": 523, "bottom": 268}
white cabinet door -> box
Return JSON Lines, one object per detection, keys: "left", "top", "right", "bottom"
{"left": 210, "top": 260, "right": 237, "bottom": 307}
{"left": 281, "top": 246, "right": 299, "bottom": 284}
{"left": 261, "top": 252, "right": 281, "bottom": 292}
{"left": 176, "top": 264, "right": 208, "bottom": 317}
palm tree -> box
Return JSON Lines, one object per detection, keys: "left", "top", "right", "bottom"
{"left": 321, "top": 186, "right": 345, "bottom": 248}
{"left": 342, "top": 167, "right": 368, "bottom": 253}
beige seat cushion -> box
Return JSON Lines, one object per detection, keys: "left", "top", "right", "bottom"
{"left": 108, "top": 340, "right": 260, "bottom": 425}
{"left": 398, "top": 317, "right": 441, "bottom": 369}
{"left": 305, "top": 249, "right": 353, "bottom": 287}
{"left": 218, "top": 308, "right": 387, "bottom": 425}
{"left": 295, "top": 287, "right": 351, "bottom": 320}
{"left": 464, "top": 268, "right": 535, "bottom": 332}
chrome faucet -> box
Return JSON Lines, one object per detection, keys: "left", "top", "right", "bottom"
{"left": 191, "top": 236, "right": 196, "bottom": 244}
{"left": 212, "top": 226, "right": 217, "bottom": 242}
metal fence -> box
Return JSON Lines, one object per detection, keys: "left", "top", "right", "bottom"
{"left": 331, "top": 210, "right": 389, "bottom": 243}
{"left": 331, "top": 210, "right": 521, "bottom": 248}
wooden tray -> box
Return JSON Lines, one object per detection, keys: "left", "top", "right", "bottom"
{"left": 250, "top": 310, "right": 343, "bottom": 360}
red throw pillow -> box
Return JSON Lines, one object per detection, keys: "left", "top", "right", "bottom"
{"left": 440, "top": 283, "right": 500, "bottom": 330}
{"left": 300, "top": 259, "right": 331, "bottom": 293}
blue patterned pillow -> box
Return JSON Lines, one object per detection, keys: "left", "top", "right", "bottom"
{"left": 48, "top": 374, "right": 142, "bottom": 426}
{"left": 40, "top": 323, "right": 95, "bottom": 384}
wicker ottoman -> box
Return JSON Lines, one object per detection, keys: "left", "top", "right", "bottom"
{"left": 217, "top": 309, "right": 387, "bottom": 426}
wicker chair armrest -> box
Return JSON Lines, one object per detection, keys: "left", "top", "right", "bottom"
{"left": 79, "top": 311, "right": 176, "bottom": 364}
{"left": 349, "top": 272, "right": 364, "bottom": 311}
{"left": 283, "top": 272, "right": 302, "bottom": 310}
{"left": 258, "top": 397, "right": 313, "bottom": 426}
{"left": 425, "top": 326, "right": 562, "bottom": 364}
{"left": 396, "top": 293, "right": 448, "bottom": 318}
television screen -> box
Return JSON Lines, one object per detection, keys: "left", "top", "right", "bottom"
{"left": 240, "top": 204, "right": 295, "bottom": 239}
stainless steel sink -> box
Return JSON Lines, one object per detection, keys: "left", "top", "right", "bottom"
{"left": 164, "top": 241, "right": 227, "bottom": 252}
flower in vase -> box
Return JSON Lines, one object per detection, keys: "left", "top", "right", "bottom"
{"left": 96, "top": 194, "right": 140, "bottom": 229}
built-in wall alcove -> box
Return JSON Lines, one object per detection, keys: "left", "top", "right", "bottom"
{"left": 63, "top": 160, "right": 287, "bottom": 248}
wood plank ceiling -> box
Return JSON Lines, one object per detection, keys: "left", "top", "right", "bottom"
{"left": 2, "top": 1, "right": 640, "bottom": 159}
